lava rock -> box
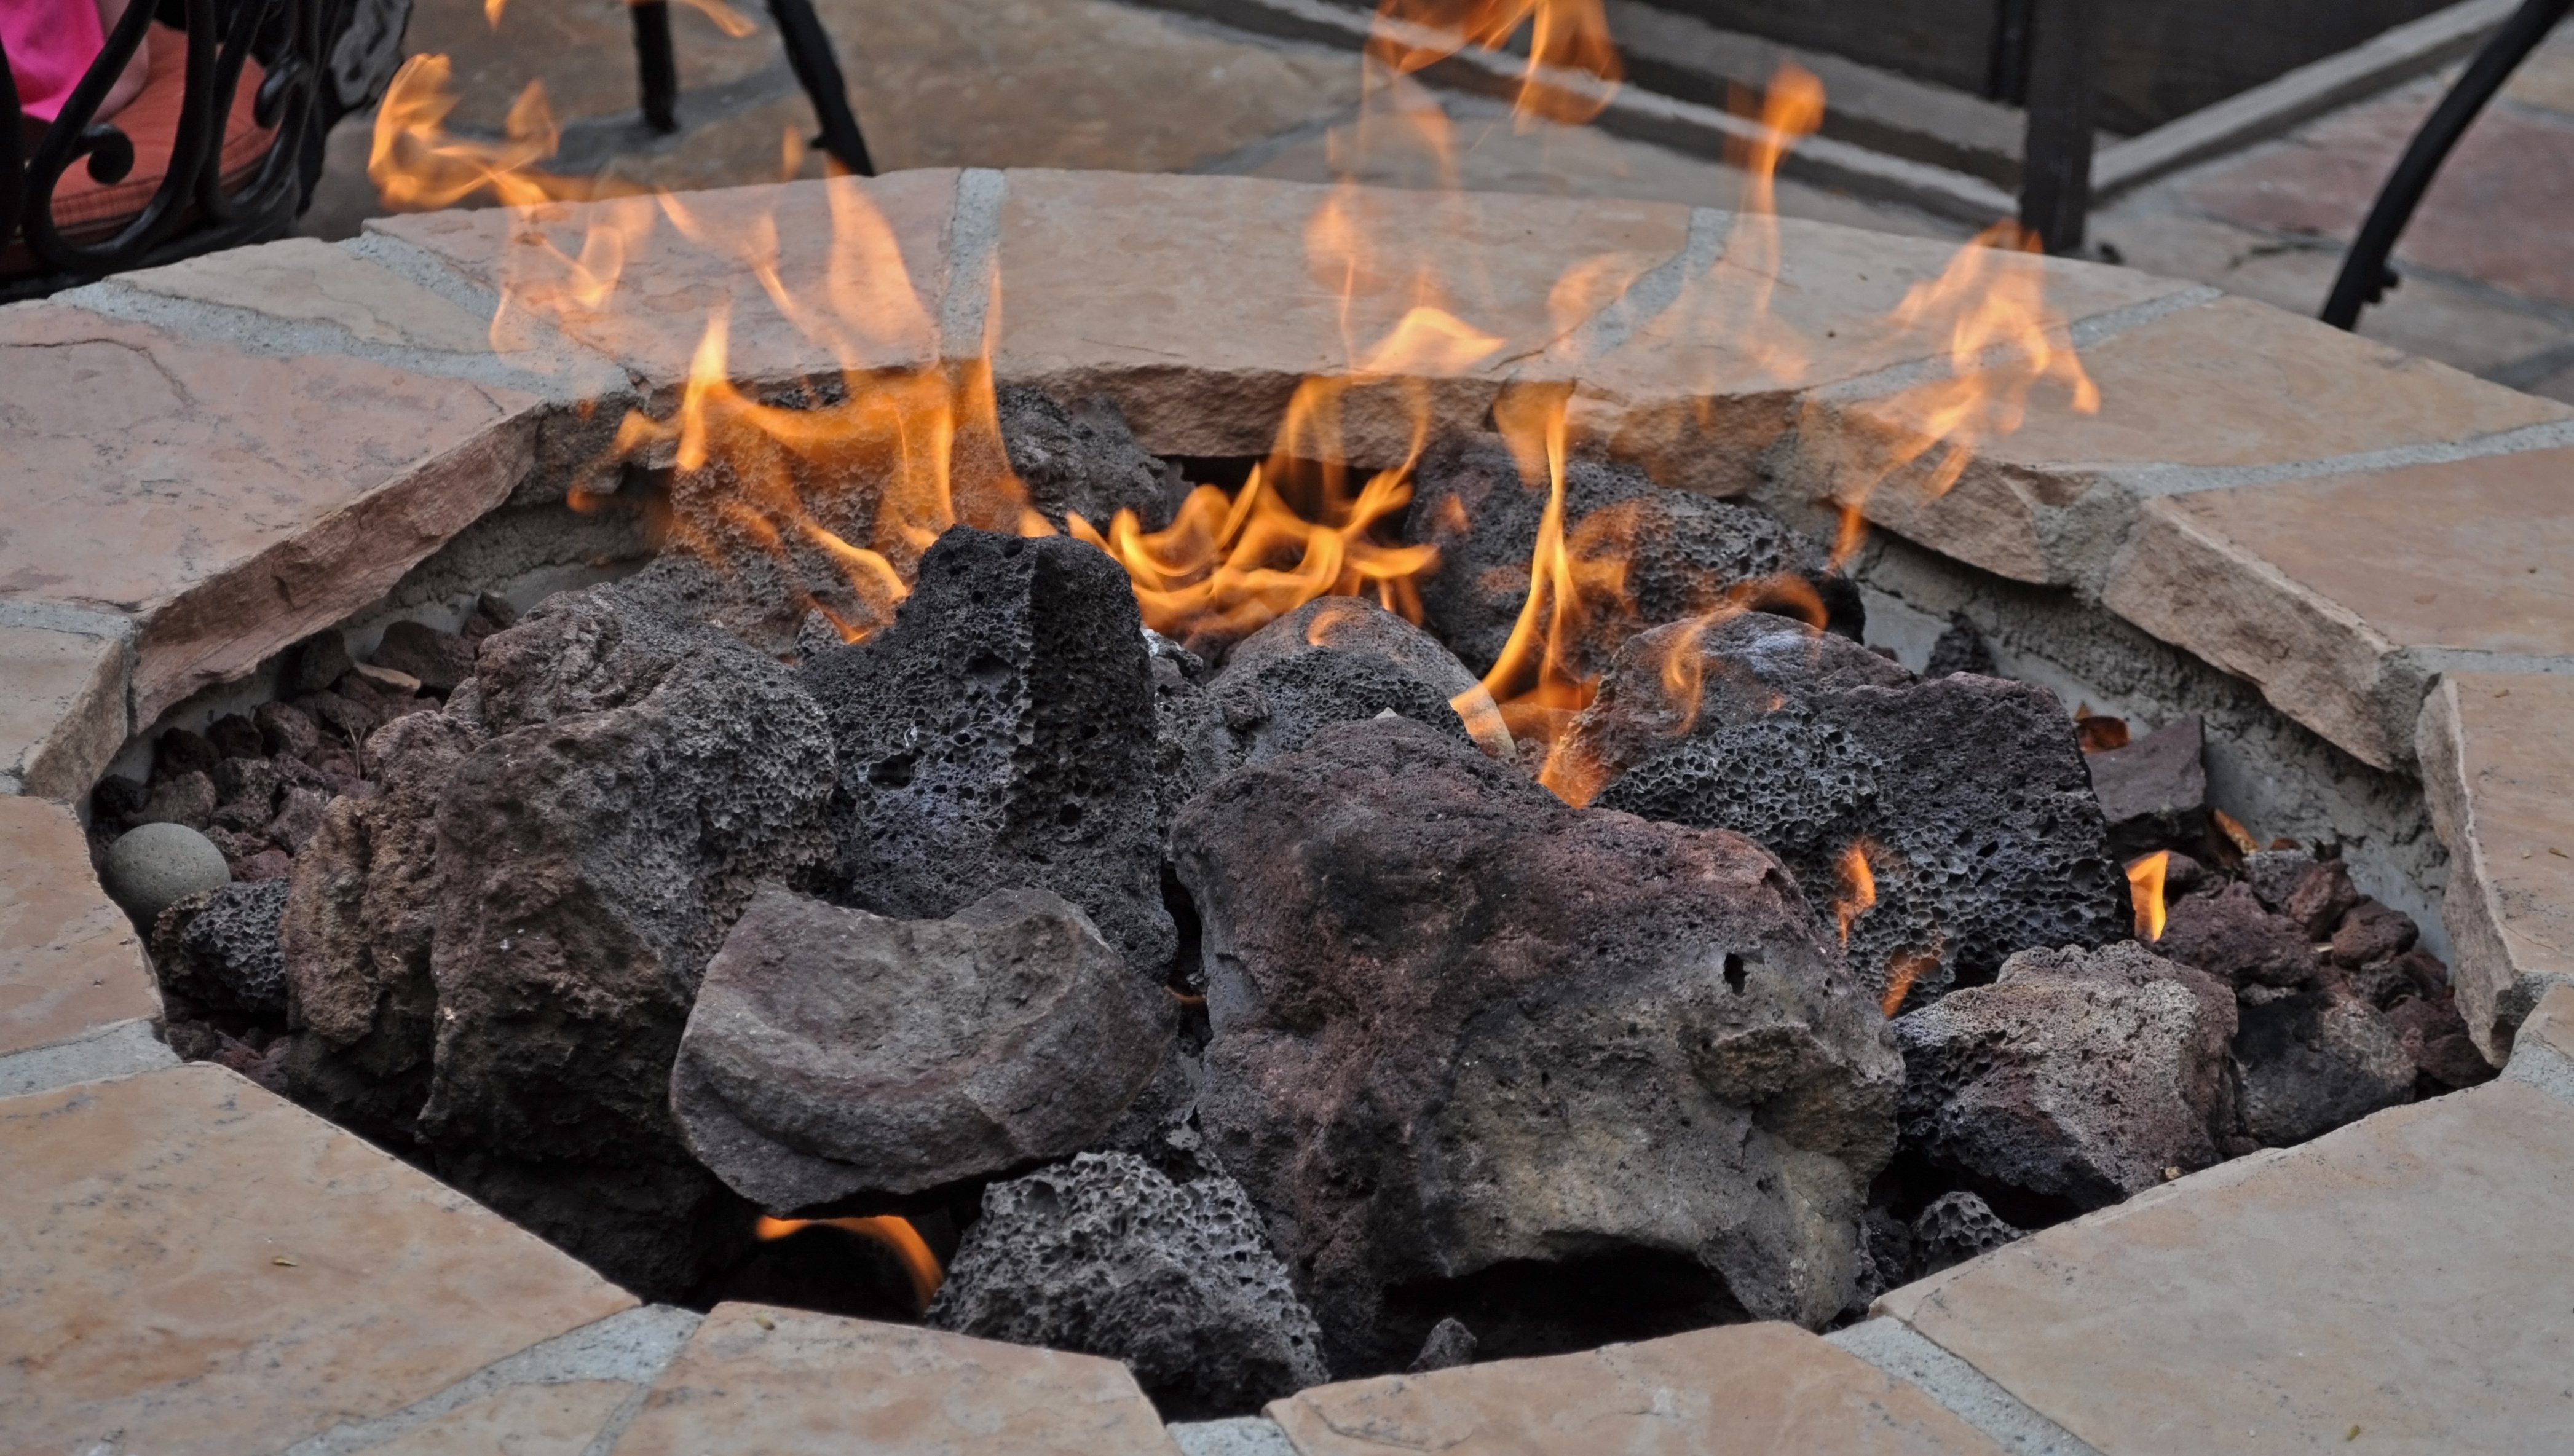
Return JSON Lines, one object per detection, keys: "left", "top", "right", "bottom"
{"left": 205, "top": 714, "right": 266, "bottom": 761}
{"left": 264, "top": 787, "right": 331, "bottom": 854}
{"left": 2154, "top": 881, "right": 2315, "bottom": 989}
{"left": 1408, "top": 1318, "right": 1478, "bottom": 1374}
{"left": 1175, "top": 717, "right": 1901, "bottom": 1371}
{"left": 463, "top": 592, "right": 520, "bottom": 641}
{"left": 287, "top": 631, "right": 356, "bottom": 695}
{"left": 153, "top": 727, "right": 221, "bottom": 781}
{"left": 993, "top": 387, "right": 1179, "bottom": 532}
{"left": 2329, "top": 899, "right": 2418, "bottom": 969}
{"left": 208, "top": 757, "right": 282, "bottom": 831}
{"left": 1923, "top": 614, "right": 1995, "bottom": 677}
{"left": 417, "top": 583, "right": 837, "bottom": 1162}
{"left": 101, "top": 822, "right": 231, "bottom": 919}
{"left": 136, "top": 770, "right": 217, "bottom": 832}
{"left": 2232, "top": 985, "right": 2415, "bottom": 1146}
{"left": 2345, "top": 947, "right": 2446, "bottom": 1011}
{"left": 1145, "top": 628, "right": 1231, "bottom": 841}
{"left": 371, "top": 620, "right": 480, "bottom": 694}
{"left": 151, "top": 880, "right": 292, "bottom": 1017}
{"left": 2285, "top": 859, "right": 2361, "bottom": 939}
{"left": 1909, "top": 1192, "right": 2024, "bottom": 1279}
{"left": 255, "top": 700, "right": 323, "bottom": 761}
{"left": 1892, "top": 942, "right": 2235, "bottom": 1211}
{"left": 426, "top": 1146, "right": 741, "bottom": 1304}
{"left": 1406, "top": 432, "right": 1861, "bottom": 678}
{"left": 1218, "top": 596, "right": 1510, "bottom": 760}
{"left": 2384, "top": 993, "right": 2498, "bottom": 1092}
{"left": 2085, "top": 715, "right": 2208, "bottom": 859}
{"left": 926, "top": 1152, "right": 1327, "bottom": 1418}
{"left": 673, "top": 886, "right": 1171, "bottom": 1211}
{"left": 800, "top": 528, "right": 1173, "bottom": 974}
{"left": 2238, "top": 849, "right": 2316, "bottom": 916}
{"left": 281, "top": 709, "right": 489, "bottom": 1138}
{"left": 1574, "top": 612, "right": 2126, "bottom": 1008}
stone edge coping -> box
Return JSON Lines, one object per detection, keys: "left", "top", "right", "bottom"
{"left": 2418, "top": 672, "right": 2574, "bottom": 1061}
{"left": 0, "top": 167, "right": 2569, "bottom": 1449}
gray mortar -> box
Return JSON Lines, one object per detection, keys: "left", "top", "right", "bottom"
{"left": 1169, "top": 1417, "right": 1301, "bottom": 1456}
{"left": 1826, "top": 1317, "right": 2102, "bottom": 1456}
{"left": 941, "top": 168, "right": 1008, "bottom": 358}
{"left": 0, "top": 1020, "right": 179, "bottom": 1099}
{"left": 278, "top": 1304, "right": 703, "bottom": 1456}
{"left": 1836, "top": 530, "right": 2453, "bottom": 963}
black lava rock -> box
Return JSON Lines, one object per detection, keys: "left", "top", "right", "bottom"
{"left": 152, "top": 880, "right": 292, "bottom": 1018}
{"left": 993, "top": 387, "right": 1180, "bottom": 532}
{"left": 800, "top": 527, "right": 1174, "bottom": 975}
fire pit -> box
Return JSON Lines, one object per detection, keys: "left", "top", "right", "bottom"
{"left": 3, "top": 166, "right": 2572, "bottom": 1454}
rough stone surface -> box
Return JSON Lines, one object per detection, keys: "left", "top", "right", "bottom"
{"left": 801, "top": 527, "right": 1173, "bottom": 974}
{"left": 1266, "top": 1322, "right": 2008, "bottom": 1456}
{"left": 1875, "top": 1079, "right": 2574, "bottom": 1454}
{"left": 100, "top": 821, "right": 231, "bottom": 921}
{"left": 1407, "top": 432, "right": 1861, "bottom": 679}
{"left": 673, "top": 887, "right": 1171, "bottom": 1211}
{"left": 0, "top": 1063, "right": 635, "bottom": 1456}
{"left": 1908, "top": 1192, "right": 2026, "bottom": 1280}
{"left": 607, "top": 1302, "right": 1184, "bottom": 1456}
{"left": 2152, "top": 881, "right": 2315, "bottom": 990}
{"left": 2084, "top": 714, "right": 2207, "bottom": 859}
{"left": 418, "top": 583, "right": 837, "bottom": 1162}
{"left": 371, "top": 618, "right": 481, "bottom": 693}
{"left": 1408, "top": 1317, "right": 1480, "bottom": 1374}
{"left": 2231, "top": 985, "right": 2416, "bottom": 1147}
{"left": 1218, "top": 594, "right": 1510, "bottom": 751}
{"left": 0, "top": 795, "right": 160, "bottom": 1058}
{"left": 151, "top": 880, "right": 291, "bottom": 1018}
{"left": 1579, "top": 612, "right": 2126, "bottom": 1007}
{"left": 926, "top": 1152, "right": 1328, "bottom": 1417}
{"left": 0, "top": 623, "right": 125, "bottom": 800}
{"left": 1893, "top": 942, "right": 2236, "bottom": 1211}
{"left": 1174, "top": 717, "right": 1901, "bottom": 1372}
{"left": 1185, "top": 596, "right": 1492, "bottom": 779}
{"left": 2418, "top": 671, "right": 2574, "bottom": 1063}
{"left": 995, "top": 385, "right": 1180, "bottom": 532}
{"left": 2329, "top": 898, "right": 2418, "bottom": 969}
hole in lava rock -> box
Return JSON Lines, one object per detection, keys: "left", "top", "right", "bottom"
{"left": 1381, "top": 1249, "right": 1748, "bottom": 1364}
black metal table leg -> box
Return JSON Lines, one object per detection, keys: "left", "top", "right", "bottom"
{"left": 2323, "top": 0, "right": 2574, "bottom": 328}
{"left": 765, "top": 0, "right": 872, "bottom": 175}
{"left": 631, "top": 0, "right": 680, "bottom": 135}
{"left": 2018, "top": 0, "right": 2102, "bottom": 254}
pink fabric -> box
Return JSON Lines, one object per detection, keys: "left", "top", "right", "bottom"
{"left": 3, "top": 1, "right": 108, "bottom": 121}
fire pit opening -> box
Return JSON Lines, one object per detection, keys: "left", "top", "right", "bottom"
{"left": 87, "top": 335, "right": 2492, "bottom": 1419}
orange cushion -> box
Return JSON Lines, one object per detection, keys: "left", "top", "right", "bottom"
{"left": 17, "top": 23, "right": 280, "bottom": 238}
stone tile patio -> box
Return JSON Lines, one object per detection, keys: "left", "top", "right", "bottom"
{"left": 3, "top": 167, "right": 2570, "bottom": 1450}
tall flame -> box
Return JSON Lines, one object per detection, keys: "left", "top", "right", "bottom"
{"left": 2127, "top": 850, "right": 2171, "bottom": 942}
{"left": 754, "top": 1215, "right": 944, "bottom": 1312}
{"left": 1834, "top": 842, "right": 1877, "bottom": 947}
{"left": 1366, "top": 0, "right": 1623, "bottom": 125}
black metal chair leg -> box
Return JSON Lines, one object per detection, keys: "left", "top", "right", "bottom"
{"left": 631, "top": 0, "right": 681, "bottom": 135}
{"left": 2322, "top": 0, "right": 2573, "bottom": 328}
{"left": 765, "top": 0, "right": 873, "bottom": 175}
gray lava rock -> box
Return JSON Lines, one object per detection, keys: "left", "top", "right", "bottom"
{"left": 993, "top": 387, "right": 1179, "bottom": 532}
{"left": 417, "top": 584, "right": 838, "bottom": 1162}
{"left": 800, "top": 528, "right": 1173, "bottom": 974}
{"left": 1892, "top": 942, "right": 2236, "bottom": 1210}
{"left": 2238, "top": 849, "right": 2318, "bottom": 917}
{"left": 1175, "top": 717, "right": 1901, "bottom": 1372}
{"left": 152, "top": 880, "right": 292, "bottom": 1017}
{"left": 2155, "top": 882, "right": 2315, "bottom": 989}
{"left": 371, "top": 620, "right": 480, "bottom": 694}
{"left": 1574, "top": 612, "right": 2126, "bottom": 1008}
{"left": 1909, "top": 1192, "right": 2024, "bottom": 1278}
{"left": 1215, "top": 597, "right": 1510, "bottom": 759}
{"left": 1194, "top": 614, "right": 1482, "bottom": 776}
{"left": 2085, "top": 715, "right": 2208, "bottom": 859}
{"left": 288, "top": 631, "right": 356, "bottom": 695}
{"left": 927, "top": 1152, "right": 1328, "bottom": 1418}
{"left": 1408, "top": 1318, "right": 1478, "bottom": 1373}
{"left": 674, "top": 886, "right": 1171, "bottom": 1211}
{"left": 101, "top": 822, "right": 231, "bottom": 919}
{"left": 1405, "top": 433, "right": 1862, "bottom": 678}
{"left": 2232, "top": 985, "right": 2415, "bottom": 1146}
{"left": 137, "top": 770, "right": 217, "bottom": 832}
{"left": 1923, "top": 614, "right": 1994, "bottom": 677}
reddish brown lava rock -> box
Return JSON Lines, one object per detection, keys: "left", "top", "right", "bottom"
{"left": 1173, "top": 716, "right": 1900, "bottom": 1374}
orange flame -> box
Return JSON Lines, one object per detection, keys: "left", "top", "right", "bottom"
{"left": 1881, "top": 946, "right": 1937, "bottom": 1017}
{"left": 1834, "top": 842, "right": 1877, "bottom": 946}
{"left": 2127, "top": 850, "right": 2170, "bottom": 942}
{"left": 1366, "top": 0, "right": 1622, "bottom": 125}
{"left": 754, "top": 1214, "right": 944, "bottom": 1312}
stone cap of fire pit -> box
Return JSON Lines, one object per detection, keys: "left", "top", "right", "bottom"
{"left": 4, "top": 168, "right": 2573, "bottom": 1451}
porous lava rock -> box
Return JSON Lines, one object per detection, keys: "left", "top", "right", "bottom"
{"left": 1892, "top": 942, "right": 2236, "bottom": 1211}
{"left": 800, "top": 528, "right": 1174, "bottom": 974}
{"left": 1405, "top": 433, "right": 1862, "bottom": 677}
{"left": 2232, "top": 985, "right": 2415, "bottom": 1146}
{"left": 2154, "top": 881, "right": 2316, "bottom": 989}
{"left": 1173, "top": 717, "right": 1901, "bottom": 1372}
{"left": 926, "top": 1152, "right": 1327, "bottom": 1418}
{"left": 2383, "top": 992, "right": 2498, "bottom": 1091}
{"left": 2329, "top": 899, "right": 2419, "bottom": 969}
{"left": 1574, "top": 612, "right": 2126, "bottom": 1007}
{"left": 2085, "top": 715, "right": 2208, "bottom": 859}
{"left": 1909, "top": 1192, "right": 2024, "bottom": 1278}
{"left": 417, "top": 584, "right": 837, "bottom": 1162}
{"left": 673, "top": 886, "right": 1171, "bottom": 1211}
{"left": 992, "top": 387, "right": 1179, "bottom": 532}
{"left": 1180, "top": 597, "right": 1495, "bottom": 779}
{"left": 370, "top": 620, "right": 480, "bottom": 694}
{"left": 152, "top": 880, "right": 293, "bottom": 1018}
